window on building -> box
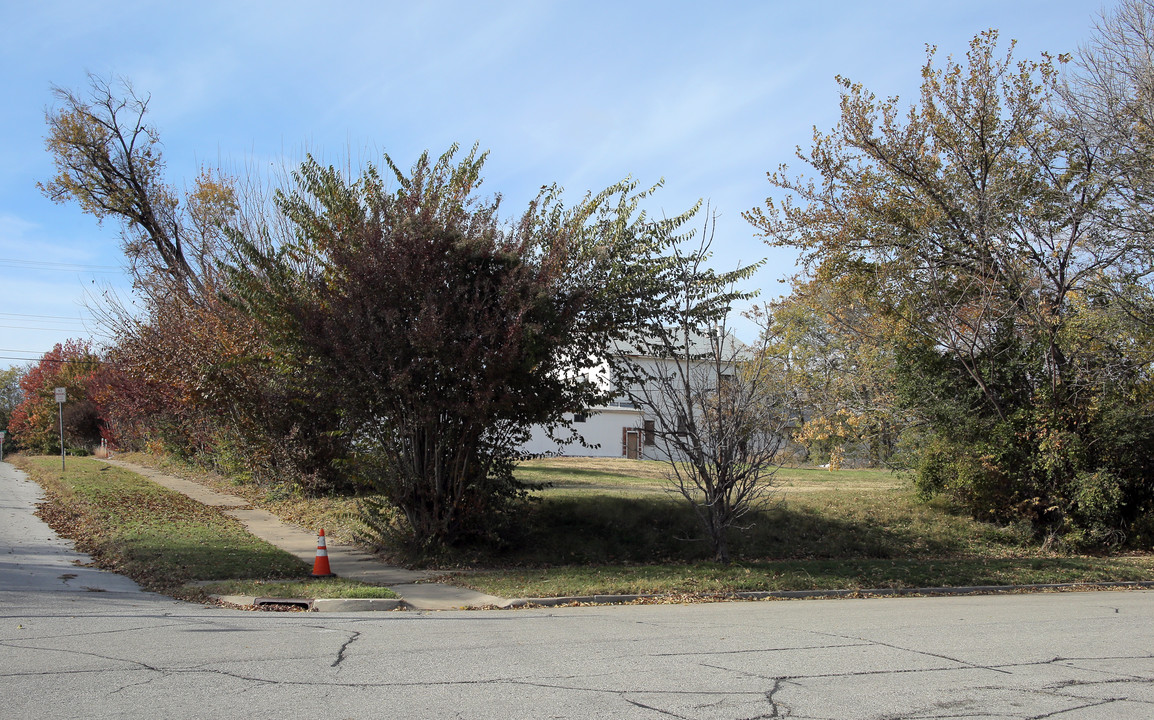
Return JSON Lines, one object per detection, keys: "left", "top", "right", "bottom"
{"left": 643, "top": 419, "right": 655, "bottom": 445}
{"left": 574, "top": 413, "right": 587, "bottom": 423}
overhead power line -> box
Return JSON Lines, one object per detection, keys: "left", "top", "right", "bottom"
{"left": 0, "top": 354, "right": 115, "bottom": 367}
{"left": 0, "top": 313, "right": 97, "bottom": 332}
{"left": 0, "top": 324, "right": 91, "bottom": 331}
{"left": 0, "top": 311, "right": 94, "bottom": 321}
{"left": 0, "top": 348, "right": 100, "bottom": 356}
{"left": 0, "top": 257, "right": 123, "bottom": 273}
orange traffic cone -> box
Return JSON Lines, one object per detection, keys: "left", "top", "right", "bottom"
{"left": 311, "top": 529, "right": 335, "bottom": 578}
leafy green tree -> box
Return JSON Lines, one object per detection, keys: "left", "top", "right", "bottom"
{"left": 748, "top": 31, "right": 1154, "bottom": 544}
{"left": 225, "top": 145, "right": 681, "bottom": 548}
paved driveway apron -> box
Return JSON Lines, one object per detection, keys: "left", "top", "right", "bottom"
{"left": 0, "top": 460, "right": 145, "bottom": 595}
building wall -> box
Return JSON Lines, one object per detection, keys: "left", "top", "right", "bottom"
{"left": 520, "top": 353, "right": 711, "bottom": 461}
{"left": 521, "top": 406, "right": 644, "bottom": 458}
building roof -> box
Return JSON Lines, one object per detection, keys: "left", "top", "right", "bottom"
{"left": 612, "top": 326, "right": 750, "bottom": 361}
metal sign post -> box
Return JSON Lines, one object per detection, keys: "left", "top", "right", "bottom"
{"left": 55, "top": 387, "right": 66, "bottom": 471}
{"left": 0, "top": 430, "right": 5, "bottom": 461}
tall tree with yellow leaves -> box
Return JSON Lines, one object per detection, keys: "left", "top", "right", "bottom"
{"left": 749, "top": 30, "right": 1154, "bottom": 545}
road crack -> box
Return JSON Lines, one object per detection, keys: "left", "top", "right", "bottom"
{"left": 761, "top": 677, "right": 787, "bottom": 719}
{"left": 814, "top": 630, "right": 1011, "bottom": 675}
{"left": 622, "top": 696, "right": 694, "bottom": 718}
{"left": 331, "top": 630, "right": 360, "bottom": 668}
{"left": 652, "top": 642, "right": 868, "bottom": 658}
{"left": 1026, "top": 697, "right": 1123, "bottom": 719}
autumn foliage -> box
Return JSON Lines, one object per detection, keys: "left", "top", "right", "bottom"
{"left": 37, "top": 72, "right": 683, "bottom": 549}
{"left": 750, "top": 30, "right": 1154, "bottom": 545}
{"left": 225, "top": 147, "right": 677, "bottom": 545}
{"left": 9, "top": 340, "right": 103, "bottom": 453}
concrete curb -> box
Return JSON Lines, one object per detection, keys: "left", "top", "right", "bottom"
{"left": 211, "top": 594, "right": 403, "bottom": 611}
{"left": 504, "top": 580, "right": 1154, "bottom": 607}
{"left": 314, "top": 598, "right": 404, "bottom": 612}
{"left": 214, "top": 580, "right": 1154, "bottom": 613}
{"left": 212, "top": 579, "right": 1154, "bottom": 613}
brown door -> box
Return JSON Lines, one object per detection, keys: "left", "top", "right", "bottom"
{"left": 625, "top": 430, "right": 641, "bottom": 459}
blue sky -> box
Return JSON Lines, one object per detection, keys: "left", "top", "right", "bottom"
{"left": 0, "top": 0, "right": 1106, "bottom": 362}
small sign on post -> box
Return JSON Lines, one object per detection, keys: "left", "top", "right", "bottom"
{"left": 55, "top": 387, "right": 66, "bottom": 470}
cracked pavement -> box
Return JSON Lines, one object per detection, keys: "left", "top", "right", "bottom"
{"left": 4, "top": 593, "right": 1153, "bottom": 719}
{"left": 4, "top": 461, "right": 1154, "bottom": 718}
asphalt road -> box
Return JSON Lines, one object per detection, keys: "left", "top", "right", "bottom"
{"left": 3, "top": 460, "right": 1153, "bottom": 719}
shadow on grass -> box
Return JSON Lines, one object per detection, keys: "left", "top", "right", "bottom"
{"left": 111, "top": 532, "right": 311, "bottom": 589}
{"left": 453, "top": 494, "right": 992, "bottom": 567}
{"left": 516, "top": 466, "right": 665, "bottom": 486}
{"left": 86, "top": 524, "right": 311, "bottom": 592}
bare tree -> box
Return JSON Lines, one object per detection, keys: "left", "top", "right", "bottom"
{"left": 39, "top": 74, "right": 238, "bottom": 297}
{"left": 1067, "top": 0, "right": 1154, "bottom": 192}
{"left": 1064, "top": 0, "right": 1154, "bottom": 327}
{"left": 618, "top": 223, "right": 785, "bottom": 563}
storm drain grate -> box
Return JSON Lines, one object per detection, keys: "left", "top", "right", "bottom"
{"left": 253, "top": 597, "right": 314, "bottom": 610}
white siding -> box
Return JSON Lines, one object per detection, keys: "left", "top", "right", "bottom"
{"left": 520, "top": 349, "right": 720, "bottom": 461}
{"left": 521, "top": 407, "right": 644, "bottom": 458}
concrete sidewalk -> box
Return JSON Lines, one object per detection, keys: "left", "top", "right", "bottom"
{"left": 104, "top": 459, "right": 510, "bottom": 611}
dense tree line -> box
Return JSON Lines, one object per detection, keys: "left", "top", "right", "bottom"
{"left": 5, "top": 341, "right": 104, "bottom": 454}
{"left": 35, "top": 75, "right": 718, "bottom": 549}
{"left": 16, "top": 0, "right": 1154, "bottom": 552}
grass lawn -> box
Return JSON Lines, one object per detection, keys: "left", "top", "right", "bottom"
{"left": 113, "top": 451, "right": 368, "bottom": 545}
{"left": 484, "top": 458, "right": 1029, "bottom": 566}
{"left": 453, "top": 557, "right": 1154, "bottom": 599}
{"left": 443, "top": 457, "right": 1154, "bottom": 598}
{"left": 12, "top": 456, "right": 396, "bottom": 602}
{"left": 82, "top": 453, "right": 1154, "bottom": 601}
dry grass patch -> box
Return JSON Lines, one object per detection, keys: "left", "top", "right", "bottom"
{"left": 454, "top": 556, "right": 1154, "bottom": 599}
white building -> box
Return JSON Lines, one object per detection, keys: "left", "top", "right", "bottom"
{"left": 521, "top": 330, "right": 746, "bottom": 460}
